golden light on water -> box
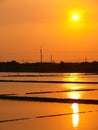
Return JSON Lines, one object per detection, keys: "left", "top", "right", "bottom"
{"left": 69, "top": 73, "right": 78, "bottom": 82}
{"left": 70, "top": 85, "right": 80, "bottom": 128}
{"left": 68, "top": 92, "right": 80, "bottom": 99}
{"left": 63, "top": 73, "right": 83, "bottom": 90}
{"left": 71, "top": 103, "right": 79, "bottom": 128}
{"left": 62, "top": 73, "right": 86, "bottom": 128}
{"left": 70, "top": 90, "right": 80, "bottom": 128}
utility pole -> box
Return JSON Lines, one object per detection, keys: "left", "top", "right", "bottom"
{"left": 50, "top": 55, "right": 52, "bottom": 63}
{"left": 85, "top": 57, "right": 87, "bottom": 62}
{"left": 40, "top": 48, "right": 42, "bottom": 63}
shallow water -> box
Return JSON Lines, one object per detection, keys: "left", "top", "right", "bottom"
{"left": 0, "top": 72, "right": 98, "bottom": 130}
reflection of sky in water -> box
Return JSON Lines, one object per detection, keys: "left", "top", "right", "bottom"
{"left": 0, "top": 73, "right": 98, "bottom": 130}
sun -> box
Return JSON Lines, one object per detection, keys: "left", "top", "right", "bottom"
{"left": 72, "top": 14, "right": 79, "bottom": 21}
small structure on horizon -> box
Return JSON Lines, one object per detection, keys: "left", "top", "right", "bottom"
{"left": 40, "top": 48, "right": 43, "bottom": 63}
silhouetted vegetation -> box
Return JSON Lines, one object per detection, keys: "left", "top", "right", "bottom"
{"left": 0, "top": 60, "right": 98, "bottom": 73}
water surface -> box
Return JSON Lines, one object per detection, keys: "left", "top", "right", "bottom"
{"left": 0, "top": 72, "right": 98, "bottom": 130}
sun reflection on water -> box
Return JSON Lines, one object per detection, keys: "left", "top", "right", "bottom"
{"left": 62, "top": 73, "right": 84, "bottom": 90}
{"left": 70, "top": 91, "right": 80, "bottom": 128}
{"left": 63, "top": 73, "right": 83, "bottom": 128}
{"left": 71, "top": 103, "right": 79, "bottom": 128}
{"left": 69, "top": 73, "right": 79, "bottom": 82}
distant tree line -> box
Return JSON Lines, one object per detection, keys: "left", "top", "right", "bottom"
{"left": 0, "top": 60, "right": 98, "bottom": 73}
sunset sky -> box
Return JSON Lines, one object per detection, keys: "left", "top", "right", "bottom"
{"left": 0, "top": 0, "right": 98, "bottom": 62}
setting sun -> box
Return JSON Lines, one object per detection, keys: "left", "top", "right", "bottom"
{"left": 72, "top": 14, "right": 79, "bottom": 21}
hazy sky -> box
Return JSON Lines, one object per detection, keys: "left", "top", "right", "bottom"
{"left": 0, "top": 0, "right": 98, "bottom": 62}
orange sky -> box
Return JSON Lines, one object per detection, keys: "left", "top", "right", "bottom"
{"left": 0, "top": 0, "right": 98, "bottom": 62}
